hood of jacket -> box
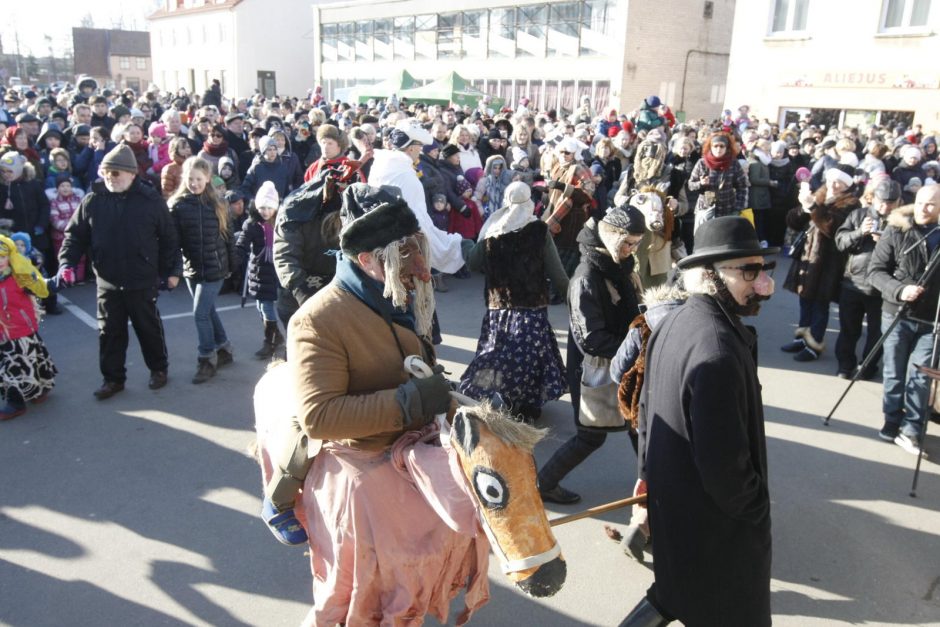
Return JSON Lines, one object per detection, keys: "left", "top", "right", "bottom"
{"left": 641, "top": 284, "right": 687, "bottom": 330}
{"left": 887, "top": 204, "right": 915, "bottom": 232}
{"left": 576, "top": 218, "right": 635, "bottom": 276}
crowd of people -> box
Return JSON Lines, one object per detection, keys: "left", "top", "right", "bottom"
{"left": 1, "top": 76, "right": 939, "bottom": 626}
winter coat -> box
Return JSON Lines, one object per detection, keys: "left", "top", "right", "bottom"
{"left": 437, "top": 158, "right": 467, "bottom": 215}
{"left": 890, "top": 164, "right": 928, "bottom": 204}
{"left": 569, "top": 221, "right": 640, "bottom": 359}
{"left": 161, "top": 160, "right": 184, "bottom": 199}
{"left": 638, "top": 294, "right": 771, "bottom": 627}
{"left": 0, "top": 175, "right": 51, "bottom": 250}
{"left": 768, "top": 158, "right": 796, "bottom": 211}
{"left": 784, "top": 188, "right": 858, "bottom": 302}
{"left": 868, "top": 205, "right": 940, "bottom": 322}
{"left": 834, "top": 206, "right": 882, "bottom": 296}
{"left": 0, "top": 274, "right": 41, "bottom": 342}
{"left": 417, "top": 153, "right": 446, "bottom": 213}
{"left": 48, "top": 190, "right": 85, "bottom": 244}
{"left": 545, "top": 162, "right": 593, "bottom": 251}
{"left": 746, "top": 155, "right": 772, "bottom": 210}
{"left": 687, "top": 157, "right": 749, "bottom": 218}
{"left": 465, "top": 220, "right": 568, "bottom": 309}
{"left": 169, "top": 193, "right": 235, "bottom": 283}
{"left": 235, "top": 215, "right": 279, "bottom": 301}
{"left": 289, "top": 283, "right": 433, "bottom": 451}
{"left": 240, "top": 155, "right": 292, "bottom": 200}
{"left": 59, "top": 179, "right": 182, "bottom": 290}
{"left": 455, "top": 143, "right": 482, "bottom": 175}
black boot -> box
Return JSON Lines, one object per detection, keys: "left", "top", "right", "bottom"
{"left": 255, "top": 321, "right": 275, "bottom": 359}
{"left": 618, "top": 597, "right": 671, "bottom": 627}
{"left": 270, "top": 321, "right": 284, "bottom": 349}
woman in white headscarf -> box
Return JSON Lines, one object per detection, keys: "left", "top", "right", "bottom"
{"left": 459, "top": 182, "right": 569, "bottom": 422}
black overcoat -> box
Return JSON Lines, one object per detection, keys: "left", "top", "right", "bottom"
{"left": 638, "top": 294, "right": 771, "bottom": 626}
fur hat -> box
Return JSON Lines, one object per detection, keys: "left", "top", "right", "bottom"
{"left": 0, "top": 152, "right": 26, "bottom": 179}
{"left": 316, "top": 123, "right": 348, "bottom": 152}
{"left": 441, "top": 144, "right": 460, "bottom": 160}
{"left": 100, "top": 144, "right": 139, "bottom": 174}
{"left": 340, "top": 189, "right": 419, "bottom": 257}
{"left": 255, "top": 180, "right": 279, "bottom": 209}
{"left": 825, "top": 164, "right": 855, "bottom": 188}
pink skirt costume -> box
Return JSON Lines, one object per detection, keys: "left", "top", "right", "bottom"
{"left": 295, "top": 432, "right": 490, "bottom": 627}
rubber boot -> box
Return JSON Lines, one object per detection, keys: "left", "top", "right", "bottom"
{"left": 255, "top": 321, "right": 275, "bottom": 359}
{"left": 618, "top": 597, "right": 671, "bottom": 627}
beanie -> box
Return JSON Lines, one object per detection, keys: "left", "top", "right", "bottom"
{"left": 100, "top": 144, "right": 139, "bottom": 174}
{"left": 455, "top": 175, "right": 472, "bottom": 196}
{"left": 316, "top": 123, "right": 348, "bottom": 152}
{"left": 422, "top": 139, "right": 442, "bottom": 155}
{"left": 0, "top": 152, "right": 26, "bottom": 180}
{"left": 258, "top": 136, "right": 277, "bottom": 153}
{"left": 602, "top": 204, "right": 647, "bottom": 235}
{"left": 825, "top": 164, "right": 855, "bottom": 188}
{"left": 255, "top": 180, "right": 280, "bottom": 209}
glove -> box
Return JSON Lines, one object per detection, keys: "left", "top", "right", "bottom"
{"left": 396, "top": 367, "right": 451, "bottom": 428}
{"left": 545, "top": 179, "right": 566, "bottom": 191}
{"left": 459, "top": 204, "right": 472, "bottom": 218}
{"left": 57, "top": 266, "right": 76, "bottom": 286}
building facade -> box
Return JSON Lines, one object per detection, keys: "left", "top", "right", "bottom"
{"left": 72, "top": 28, "right": 152, "bottom": 92}
{"left": 314, "top": 0, "right": 735, "bottom": 120}
{"left": 148, "top": 0, "right": 317, "bottom": 99}
{"left": 725, "top": 0, "right": 940, "bottom": 130}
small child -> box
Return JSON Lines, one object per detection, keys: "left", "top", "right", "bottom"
{"left": 218, "top": 156, "right": 240, "bottom": 190}
{"left": 429, "top": 192, "right": 450, "bottom": 232}
{"left": 161, "top": 137, "right": 192, "bottom": 199}
{"left": 0, "top": 234, "right": 58, "bottom": 420}
{"left": 448, "top": 175, "right": 483, "bottom": 241}
{"left": 509, "top": 146, "right": 535, "bottom": 185}
{"left": 43, "top": 148, "right": 83, "bottom": 191}
{"left": 46, "top": 174, "right": 86, "bottom": 282}
{"left": 147, "top": 122, "right": 172, "bottom": 174}
{"left": 235, "top": 181, "right": 285, "bottom": 359}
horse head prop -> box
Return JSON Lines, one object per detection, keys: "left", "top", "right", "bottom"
{"left": 447, "top": 401, "right": 566, "bottom": 598}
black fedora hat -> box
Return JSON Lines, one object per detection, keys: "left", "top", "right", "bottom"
{"left": 677, "top": 216, "right": 779, "bottom": 269}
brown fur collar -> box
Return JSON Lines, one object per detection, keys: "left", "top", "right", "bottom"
{"left": 887, "top": 204, "right": 915, "bottom": 232}
{"left": 812, "top": 186, "right": 860, "bottom": 210}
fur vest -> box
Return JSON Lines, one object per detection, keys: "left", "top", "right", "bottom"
{"left": 484, "top": 221, "right": 549, "bottom": 309}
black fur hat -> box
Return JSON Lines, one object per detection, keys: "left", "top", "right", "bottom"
{"left": 340, "top": 184, "right": 419, "bottom": 256}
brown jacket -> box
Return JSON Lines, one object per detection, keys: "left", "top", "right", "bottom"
{"left": 289, "top": 284, "right": 432, "bottom": 451}
{"left": 161, "top": 161, "right": 183, "bottom": 199}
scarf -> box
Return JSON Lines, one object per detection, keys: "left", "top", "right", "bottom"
{"left": 703, "top": 148, "right": 733, "bottom": 171}
{"left": 479, "top": 197, "right": 536, "bottom": 240}
{"left": 202, "top": 139, "right": 230, "bottom": 157}
{"left": 752, "top": 149, "right": 771, "bottom": 167}
{"left": 0, "top": 234, "right": 48, "bottom": 298}
{"left": 333, "top": 255, "right": 416, "bottom": 333}
{"left": 770, "top": 156, "right": 790, "bottom": 168}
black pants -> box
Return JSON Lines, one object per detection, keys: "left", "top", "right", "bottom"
{"left": 97, "top": 286, "right": 169, "bottom": 383}
{"left": 835, "top": 288, "right": 883, "bottom": 374}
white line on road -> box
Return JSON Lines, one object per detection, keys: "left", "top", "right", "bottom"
{"left": 160, "top": 304, "right": 244, "bottom": 320}
{"left": 56, "top": 296, "right": 248, "bottom": 330}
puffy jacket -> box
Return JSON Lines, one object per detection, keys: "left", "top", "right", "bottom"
{"left": 868, "top": 205, "right": 940, "bottom": 321}
{"left": 835, "top": 206, "right": 882, "bottom": 296}
{"left": 417, "top": 152, "right": 446, "bottom": 213}
{"left": 169, "top": 192, "right": 235, "bottom": 283}
{"left": 59, "top": 179, "right": 182, "bottom": 290}
{"left": 240, "top": 156, "right": 292, "bottom": 200}
{"left": 0, "top": 275, "right": 40, "bottom": 342}
{"left": 235, "top": 215, "right": 279, "bottom": 302}
{"left": 0, "top": 176, "right": 51, "bottom": 250}
{"left": 568, "top": 220, "right": 640, "bottom": 358}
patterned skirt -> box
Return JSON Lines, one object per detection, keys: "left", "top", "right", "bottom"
{"left": 459, "top": 307, "right": 567, "bottom": 408}
{"left": 1, "top": 334, "right": 57, "bottom": 403}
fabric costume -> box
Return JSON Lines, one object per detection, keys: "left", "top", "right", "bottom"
{"left": 460, "top": 183, "right": 569, "bottom": 414}
{"left": 0, "top": 234, "right": 56, "bottom": 409}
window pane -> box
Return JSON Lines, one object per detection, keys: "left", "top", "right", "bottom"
{"left": 488, "top": 8, "right": 515, "bottom": 58}
{"left": 883, "top": 0, "right": 905, "bottom": 27}
{"left": 464, "top": 11, "right": 486, "bottom": 58}
{"left": 415, "top": 14, "right": 437, "bottom": 60}
{"left": 438, "top": 12, "right": 461, "bottom": 59}
{"left": 580, "top": 0, "right": 614, "bottom": 55}
{"left": 516, "top": 5, "right": 547, "bottom": 57}
{"left": 374, "top": 19, "right": 392, "bottom": 59}
{"left": 792, "top": 0, "right": 809, "bottom": 30}
{"left": 911, "top": 0, "right": 931, "bottom": 25}
{"left": 772, "top": 0, "right": 790, "bottom": 31}
{"left": 394, "top": 17, "right": 414, "bottom": 60}
{"left": 548, "top": 1, "right": 580, "bottom": 56}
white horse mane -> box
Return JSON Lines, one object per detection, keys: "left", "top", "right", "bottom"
{"left": 463, "top": 401, "right": 547, "bottom": 453}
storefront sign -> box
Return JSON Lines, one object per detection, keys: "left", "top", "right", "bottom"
{"left": 782, "top": 72, "right": 939, "bottom": 89}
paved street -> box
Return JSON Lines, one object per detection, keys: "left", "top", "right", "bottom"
{"left": 2, "top": 263, "right": 939, "bottom": 627}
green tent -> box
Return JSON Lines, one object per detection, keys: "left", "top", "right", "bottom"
{"left": 399, "top": 72, "right": 503, "bottom": 109}
{"left": 350, "top": 69, "right": 417, "bottom": 103}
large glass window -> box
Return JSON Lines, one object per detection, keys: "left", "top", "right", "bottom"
{"left": 438, "top": 13, "right": 461, "bottom": 59}
{"left": 463, "top": 11, "right": 487, "bottom": 58}
{"left": 415, "top": 14, "right": 437, "bottom": 60}
{"left": 355, "top": 21, "right": 373, "bottom": 61}
{"left": 488, "top": 8, "right": 515, "bottom": 58}
{"left": 321, "top": 23, "right": 338, "bottom": 62}
{"left": 770, "top": 0, "right": 809, "bottom": 34}
{"left": 516, "top": 5, "right": 547, "bottom": 57}
{"left": 374, "top": 19, "right": 393, "bottom": 60}
{"left": 881, "top": 0, "right": 932, "bottom": 30}
{"left": 548, "top": 2, "right": 581, "bottom": 57}
{"left": 393, "top": 17, "right": 414, "bottom": 60}
{"left": 337, "top": 22, "right": 355, "bottom": 62}
{"left": 580, "top": 0, "right": 616, "bottom": 55}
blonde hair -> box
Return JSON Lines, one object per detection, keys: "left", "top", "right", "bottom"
{"left": 169, "top": 157, "right": 231, "bottom": 240}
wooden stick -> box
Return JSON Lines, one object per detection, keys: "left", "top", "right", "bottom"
{"left": 549, "top": 494, "right": 647, "bottom": 527}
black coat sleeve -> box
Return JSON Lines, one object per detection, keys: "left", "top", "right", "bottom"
{"left": 157, "top": 200, "right": 182, "bottom": 278}
{"left": 569, "top": 273, "right": 623, "bottom": 358}
{"left": 867, "top": 227, "right": 906, "bottom": 302}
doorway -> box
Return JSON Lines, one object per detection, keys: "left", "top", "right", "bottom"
{"left": 257, "top": 71, "right": 276, "bottom": 97}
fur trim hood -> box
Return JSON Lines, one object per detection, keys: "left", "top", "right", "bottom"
{"left": 887, "top": 204, "right": 915, "bottom": 232}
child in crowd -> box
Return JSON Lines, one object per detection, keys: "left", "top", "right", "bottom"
{"left": 448, "top": 175, "right": 483, "bottom": 241}
{"left": 148, "top": 122, "right": 172, "bottom": 175}
{"left": 0, "top": 234, "right": 57, "bottom": 420}
{"left": 218, "top": 156, "right": 240, "bottom": 190}
{"left": 235, "top": 181, "right": 284, "bottom": 359}
{"left": 120, "top": 122, "right": 153, "bottom": 179}
{"left": 47, "top": 174, "right": 86, "bottom": 282}
{"left": 43, "top": 148, "right": 82, "bottom": 192}
{"left": 161, "top": 137, "right": 192, "bottom": 199}
{"left": 429, "top": 192, "right": 450, "bottom": 233}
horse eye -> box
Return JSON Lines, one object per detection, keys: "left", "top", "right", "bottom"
{"left": 472, "top": 468, "right": 508, "bottom": 511}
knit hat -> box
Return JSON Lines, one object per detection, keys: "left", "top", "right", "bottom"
{"left": 677, "top": 216, "right": 778, "bottom": 269}
{"left": 645, "top": 95, "right": 661, "bottom": 108}
{"left": 441, "top": 144, "right": 460, "bottom": 160}
{"left": 148, "top": 122, "right": 167, "bottom": 139}
{"left": 510, "top": 146, "right": 528, "bottom": 167}
{"left": 10, "top": 231, "right": 31, "bottom": 255}
{"left": 255, "top": 180, "right": 280, "bottom": 209}
{"left": 431, "top": 193, "right": 447, "bottom": 205}
{"left": 340, "top": 193, "right": 420, "bottom": 257}
{"left": 54, "top": 172, "right": 72, "bottom": 187}
{"left": 900, "top": 144, "right": 922, "bottom": 162}
{"left": 316, "top": 123, "right": 348, "bottom": 152}
{"left": 487, "top": 127, "right": 503, "bottom": 141}
{"left": 111, "top": 105, "right": 130, "bottom": 120}
{"left": 0, "top": 152, "right": 26, "bottom": 179}
{"left": 601, "top": 204, "right": 646, "bottom": 235}
{"left": 839, "top": 152, "right": 859, "bottom": 168}
{"left": 558, "top": 137, "right": 580, "bottom": 155}
{"left": 100, "top": 144, "right": 139, "bottom": 174}
{"left": 795, "top": 167, "right": 812, "bottom": 182}
{"left": 455, "top": 175, "right": 472, "bottom": 196}
{"left": 258, "top": 135, "right": 277, "bottom": 153}
{"left": 873, "top": 179, "right": 901, "bottom": 201}
{"left": 422, "top": 139, "right": 442, "bottom": 155}
{"left": 590, "top": 163, "right": 604, "bottom": 177}
{"left": 824, "top": 164, "right": 855, "bottom": 188}
{"left": 389, "top": 119, "right": 432, "bottom": 151}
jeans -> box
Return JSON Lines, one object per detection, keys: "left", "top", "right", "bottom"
{"left": 798, "top": 297, "right": 829, "bottom": 345}
{"left": 835, "top": 289, "right": 882, "bottom": 373}
{"left": 186, "top": 279, "right": 229, "bottom": 359}
{"left": 881, "top": 314, "right": 936, "bottom": 438}
{"left": 256, "top": 299, "right": 277, "bottom": 322}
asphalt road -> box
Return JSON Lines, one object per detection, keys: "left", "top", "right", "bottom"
{"left": 2, "top": 264, "right": 939, "bottom": 627}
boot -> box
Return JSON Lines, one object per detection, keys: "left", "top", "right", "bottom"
{"left": 255, "top": 321, "right": 276, "bottom": 359}
{"left": 270, "top": 321, "right": 285, "bottom": 349}
{"left": 618, "top": 597, "right": 671, "bottom": 627}
{"left": 192, "top": 357, "right": 216, "bottom": 384}
{"left": 0, "top": 390, "right": 27, "bottom": 421}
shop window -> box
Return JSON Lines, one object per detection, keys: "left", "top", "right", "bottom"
{"left": 393, "top": 17, "right": 415, "bottom": 60}
{"left": 879, "top": 110, "right": 915, "bottom": 129}
{"left": 769, "top": 0, "right": 809, "bottom": 34}
{"left": 880, "top": 0, "right": 932, "bottom": 31}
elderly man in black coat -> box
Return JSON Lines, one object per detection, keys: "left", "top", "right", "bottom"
{"left": 621, "top": 216, "right": 777, "bottom": 627}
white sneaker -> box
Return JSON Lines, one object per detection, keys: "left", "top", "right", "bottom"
{"left": 894, "top": 433, "right": 927, "bottom": 457}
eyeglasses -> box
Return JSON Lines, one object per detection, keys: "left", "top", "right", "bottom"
{"left": 211, "top": 133, "right": 224, "bottom": 138}
{"left": 715, "top": 261, "right": 776, "bottom": 282}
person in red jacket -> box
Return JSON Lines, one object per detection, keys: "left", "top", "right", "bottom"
{"left": 0, "top": 234, "right": 57, "bottom": 420}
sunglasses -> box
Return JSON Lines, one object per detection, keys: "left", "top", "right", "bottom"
{"left": 715, "top": 261, "right": 776, "bottom": 282}
{"left": 211, "top": 133, "right": 224, "bottom": 138}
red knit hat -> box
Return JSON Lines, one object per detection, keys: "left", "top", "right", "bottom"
{"left": 621, "top": 120, "right": 635, "bottom": 134}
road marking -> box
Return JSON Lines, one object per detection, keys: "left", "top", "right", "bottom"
{"left": 160, "top": 304, "right": 244, "bottom": 320}
{"left": 57, "top": 295, "right": 98, "bottom": 330}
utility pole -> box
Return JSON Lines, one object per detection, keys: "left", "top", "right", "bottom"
{"left": 14, "top": 26, "right": 22, "bottom": 78}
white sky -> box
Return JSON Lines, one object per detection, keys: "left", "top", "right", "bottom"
{"left": 1, "top": 0, "right": 159, "bottom": 57}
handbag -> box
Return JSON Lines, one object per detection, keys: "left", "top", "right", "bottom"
{"left": 578, "top": 355, "right": 627, "bottom": 430}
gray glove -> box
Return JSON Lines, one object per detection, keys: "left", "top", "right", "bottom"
{"left": 396, "top": 365, "right": 451, "bottom": 428}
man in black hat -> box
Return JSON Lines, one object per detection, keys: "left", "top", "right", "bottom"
{"left": 223, "top": 111, "right": 249, "bottom": 156}
{"left": 59, "top": 144, "right": 182, "bottom": 399}
{"left": 621, "top": 216, "right": 776, "bottom": 627}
